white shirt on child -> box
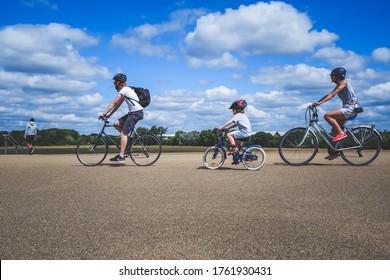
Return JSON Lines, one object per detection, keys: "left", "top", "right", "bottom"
{"left": 230, "top": 113, "right": 251, "bottom": 134}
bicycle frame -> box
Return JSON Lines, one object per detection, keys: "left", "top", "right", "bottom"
{"left": 93, "top": 120, "right": 138, "bottom": 150}
{"left": 213, "top": 129, "right": 262, "bottom": 160}
{"left": 303, "top": 107, "right": 368, "bottom": 152}
{"left": 214, "top": 131, "right": 228, "bottom": 158}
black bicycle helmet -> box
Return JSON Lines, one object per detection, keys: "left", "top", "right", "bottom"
{"left": 330, "top": 67, "right": 346, "bottom": 78}
{"left": 229, "top": 99, "right": 247, "bottom": 110}
{"left": 113, "top": 73, "right": 127, "bottom": 83}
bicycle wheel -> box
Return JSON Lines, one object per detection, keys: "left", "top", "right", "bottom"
{"left": 279, "top": 127, "right": 318, "bottom": 166}
{"left": 129, "top": 133, "right": 161, "bottom": 166}
{"left": 76, "top": 135, "right": 108, "bottom": 166}
{"left": 242, "top": 146, "right": 266, "bottom": 170}
{"left": 203, "top": 146, "right": 225, "bottom": 169}
{"left": 339, "top": 126, "right": 382, "bottom": 166}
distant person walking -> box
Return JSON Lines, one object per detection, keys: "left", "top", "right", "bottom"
{"left": 25, "top": 118, "right": 38, "bottom": 155}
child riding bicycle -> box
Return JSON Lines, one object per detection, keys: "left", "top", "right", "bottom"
{"left": 218, "top": 99, "right": 251, "bottom": 158}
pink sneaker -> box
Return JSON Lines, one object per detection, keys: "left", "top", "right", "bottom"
{"left": 332, "top": 132, "right": 347, "bottom": 142}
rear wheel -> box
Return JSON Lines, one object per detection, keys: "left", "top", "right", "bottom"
{"left": 242, "top": 146, "right": 266, "bottom": 170}
{"left": 279, "top": 127, "right": 318, "bottom": 166}
{"left": 203, "top": 146, "right": 225, "bottom": 169}
{"left": 339, "top": 126, "right": 382, "bottom": 166}
{"left": 76, "top": 135, "right": 108, "bottom": 166}
{"left": 128, "top": 133, "right": 161, "bottom": 166}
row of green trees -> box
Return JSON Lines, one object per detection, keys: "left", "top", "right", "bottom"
{"left": 1, "top": 126, "right": 390, "bottom": 149}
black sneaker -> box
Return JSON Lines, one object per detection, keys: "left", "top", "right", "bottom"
{"left": 30, "top": 149, "right": 35, "bottom": 155}
{"left": 325, "top": 152, "right": 340, "bottom": 160}
{"left": 110, "top": 155, "right": 125, "bottom": 162}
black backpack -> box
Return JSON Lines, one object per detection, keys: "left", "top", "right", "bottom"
{"left": 127, "top": 86, "right": 151, "bottom": 108}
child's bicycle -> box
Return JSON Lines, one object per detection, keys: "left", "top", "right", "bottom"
{"left": 76, "top": 120, "right": 161, "bottom": 166}
{"left": 203, "top": 129, "right": 266, "bottom": 171}
{"left": 278, "top": 106, "right": 382, "bottom": 166}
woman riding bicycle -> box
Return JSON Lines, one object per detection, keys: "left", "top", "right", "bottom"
{"left": 311, "top": 67, "right": 360, "bottom": 160}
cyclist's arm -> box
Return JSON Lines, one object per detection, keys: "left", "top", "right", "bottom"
{"left": 100, "top": 94, "right": 124, "bottom": 119}
{"left": 313, "top": 80, "right": 347, "bottom": 107}
{"left": 218, "top": 120, "right": 234, "bottom": 132}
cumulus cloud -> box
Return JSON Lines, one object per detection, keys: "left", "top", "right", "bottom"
{"left": 0, "top": 23, "right": 111, "bottom": 131}
{"left": 187, "top": 52, "right": 244, "bottom": 68}
{"left": 363, "top": 82, "right": 390, "bottom": 102}
{"left": 0, "top": 23, "right": 110, "bottom": 78}
{"left": 185, "top": 1, "right": 337, "bottom": 68}
{"left": 251, "top": 64, "right": 330, "bottom": 90}
{"left": 205, "top": 86, "right": 237, "bottom": 100}
{"left": 372, "top": 47, "right": 390, "bottom": 63}
{"left": 111, "top": 8, "right": 206, "bottom": 59}
{"left": 313, "top": 47, "right": 365, "bottom": 71}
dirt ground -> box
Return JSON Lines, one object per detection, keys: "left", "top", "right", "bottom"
{"left": 1, "top": 151, "right": 389, "bottom": 259}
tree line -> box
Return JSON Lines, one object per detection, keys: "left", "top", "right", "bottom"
{"left": 1, "top": 126, "right": 390, "bottom": 149}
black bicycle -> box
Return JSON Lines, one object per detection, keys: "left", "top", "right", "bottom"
{"left": 76, "top": 120, "right": 161, "bottom": 166}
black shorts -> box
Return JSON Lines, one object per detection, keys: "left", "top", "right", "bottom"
{"left": 118, "top": 110, "right": 144, "bottom": 134}
{"left": 26, "top": 135, "right": 36, "bottom": 144}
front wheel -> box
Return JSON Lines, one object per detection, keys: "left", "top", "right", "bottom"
{"left": 242, "top": 146, "right": 266, "bottom": 170}
{"left": 279, "top": 127, "right": 318, "bottom": 166}
{"left": 76, "top": 135, "right": 108, "bottom": 166}
{"left": 203, "top": 146, "right": 225, "bottom": 169}
{"left": 128, "top": 133, "right": 161, "bottom": 166}
{"left": 339, "top": 126, "right": 382, "bottom": 166}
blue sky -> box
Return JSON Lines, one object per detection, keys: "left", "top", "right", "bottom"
{"left": 1, "top": 0, "right": 390, "bottom": 135}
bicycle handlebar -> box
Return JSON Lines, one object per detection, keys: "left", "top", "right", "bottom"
{"left": 305, "top": 106, "right": 319, "bottom": 124}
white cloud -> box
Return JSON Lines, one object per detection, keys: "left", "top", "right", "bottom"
{"left": 185, "top": 1, "right": 337, "bottom": 68}
{"left": 246, "top": 105, "right": 269, "bottom": 119}
{"left": 0, "top": 23, "right": 110, "bottom": 78}
{"left": 372, "top": 47, "right": 390, "bottom": 63}
{"left": 251, "top": 64, "right": 330, "bottom": 90}
{"left": 313, "top": 47, "right": 365, "bottom": 71}
{"left": 205, "top": 86, "right": 237, "bottom": 100}
{"left": 0, "top": 23, "right": 111, "bottom": 132}
{"left": 187, "top": 52, "right": 244, "bottom": 68}
{"left": 111, "top": 9, "right": 206, "bottom": 59}
{"left": 363, "top": 82, "right": 390, "bottom": 101}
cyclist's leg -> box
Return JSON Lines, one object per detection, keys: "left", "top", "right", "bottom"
{"left": 110, "top": 114, "right": 127, "bottom": 160}
{"left": 324, "top": 109, "right": 345, "bottom": 136}
{"left": 226, "top": 132, "right": 238, "bottom": 154}
{"left": 121, "top": 111, "right": 144, "bottom": 157}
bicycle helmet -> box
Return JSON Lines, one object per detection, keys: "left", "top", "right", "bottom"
{"left": 229, "top": 99, "right": 247, "bottom": 110}
{"left": 113, "top": 73, "right": 127, "bottom": 83}
{"left": 330, "top": 67, "right": 346, "bottom": 78}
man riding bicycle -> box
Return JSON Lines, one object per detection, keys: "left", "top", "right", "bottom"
{"left": 99, "top": 73, "right": 144, "bottom": 162}
{"left": 311, "top": 67, "right": 360, "bottom": 160}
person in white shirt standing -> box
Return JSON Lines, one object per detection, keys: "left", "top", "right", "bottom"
{"left": 218, "top": 99, "right": 251, "bottom": 155}
{"left": 24, "top": 118, "right": 38, "bottom": 155}
{"left": 99, "top": 73, "right": 144, "bottom": 162}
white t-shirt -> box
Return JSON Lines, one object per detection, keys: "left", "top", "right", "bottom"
{"left": 230, "top": 113, "right": 251, "bottom": 133}
{"left": 119, "top": 86, "right": 143, "bottom": 112}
